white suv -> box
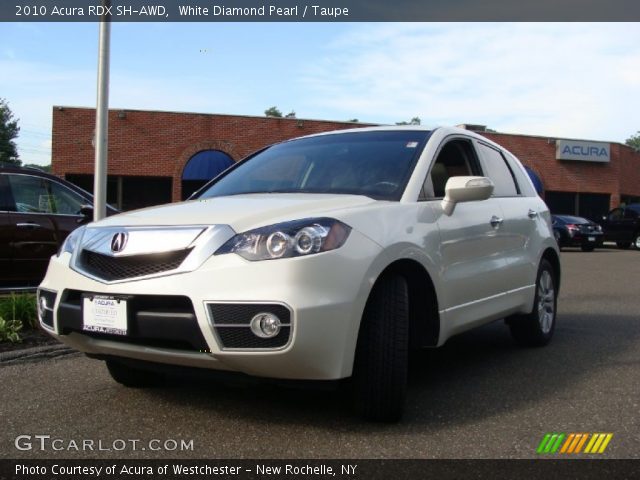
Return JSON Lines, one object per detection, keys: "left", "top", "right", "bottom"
{"left": 38, "top": 126, "right": 560, "bottom": 421}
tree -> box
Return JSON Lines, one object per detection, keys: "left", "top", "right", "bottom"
{"left": 0, "top": 98, "right": 20, "bottom": 165}
{"left": 264, "top": 106, "right": 283, "bottom": 118}
{"left": 284, "top": 111, "right": 296, "bottom": 118}
{"left": 625, "top": 131, "right": 640, "bottom": 151}
{"left": 348, "top": 118, "right": 359, "bottom": 123}
{"left": 395, "top": 116, "right": 421, "bottom": 126}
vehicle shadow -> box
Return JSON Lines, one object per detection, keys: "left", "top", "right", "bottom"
{"left": 151, "top": 310, "right": 639, "bottom": 432}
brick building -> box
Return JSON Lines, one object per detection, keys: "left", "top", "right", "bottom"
{"left": 52, "top": 107, "right": 640, "bottom": 219}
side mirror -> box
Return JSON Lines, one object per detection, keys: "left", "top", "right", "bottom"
{"left": 441, "top": 176, "right": 494, "bottom": 216}
{"left": 78, "top": 204, "right": 94, "bottom": 223}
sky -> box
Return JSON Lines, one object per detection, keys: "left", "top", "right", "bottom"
{"left": 1, "top": 22, "right": 639, "bottom": 166}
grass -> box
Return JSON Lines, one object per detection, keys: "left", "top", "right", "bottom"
{"left": 0, "top": 293, "right": 37, "bottom": 343}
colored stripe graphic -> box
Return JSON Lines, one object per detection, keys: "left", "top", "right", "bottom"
{"left": 538, "top": 433, "right": 613, "bottom": 454}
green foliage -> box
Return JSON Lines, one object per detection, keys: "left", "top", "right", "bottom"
{"left": 0, "top": 316, "right": 22, "bottom": 343}
{"left": 395, "top": 116, "right": 421, "bottom": 126}
{"left": 348, "top": 119, "right": 359, "bottom": 123}
{"left": 0, "top": 293, "right": 37, "bottom": 329}
{"left": 264, "top": 106, "right": 283, "bottom": 118}
{"left": 625, "top": 131, "right": 640, "bottom": 151}
{"left": 0, "top": 98, "right": 20, "bottom": 165}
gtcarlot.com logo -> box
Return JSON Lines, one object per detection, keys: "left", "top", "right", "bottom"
{"left": 536, "top": 433, "right": 613, "bottom": 455}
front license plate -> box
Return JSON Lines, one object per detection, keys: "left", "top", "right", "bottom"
{"left": 83, "top": 295, "right": 128, "bottom": 336}
{"left": 588, "top": 236, "right": 596, "bottom": 242}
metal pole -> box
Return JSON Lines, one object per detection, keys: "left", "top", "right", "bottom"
{"left": 94, "top": 1, "right": 111, "bottom": 221}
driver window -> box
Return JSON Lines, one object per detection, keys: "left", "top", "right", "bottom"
{"left": 422, "top": 140, "right": 479, "bottom": 199}
{"left": 7, "top": 174, "right": 85, "bottom": 215}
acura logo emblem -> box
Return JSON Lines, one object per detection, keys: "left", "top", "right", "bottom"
{"left": 110, "top": 232, "right": 128, "bottom": 253}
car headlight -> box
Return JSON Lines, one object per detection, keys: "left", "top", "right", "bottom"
{"left": 58, "top": 226, "right": 86, "bottom": 257}
{"left": 215, "top": 218, "right": 351, "bottom": 261}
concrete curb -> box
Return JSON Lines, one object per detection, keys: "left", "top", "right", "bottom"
{"left": 0, "top": 343, "right": 79, "bottom": 366}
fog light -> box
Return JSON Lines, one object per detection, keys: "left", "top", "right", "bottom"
{"left": 250, "top": 312, "right": 282, "bottom": 338}
{"left": 38, "top": 295, "right": 48, "bottom": 321}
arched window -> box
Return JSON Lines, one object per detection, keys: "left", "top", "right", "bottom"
{"left": 181, "top": 150, "right": 234, "bottom": 200}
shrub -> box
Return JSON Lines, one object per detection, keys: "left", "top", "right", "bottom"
{"left": 0, "top": 316, "right": 22, "bottom": 343}
{"left": 0, "top": 293, "right": 37, "bottom": 329}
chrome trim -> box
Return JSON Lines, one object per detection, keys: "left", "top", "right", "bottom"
{"left": 36, "top": 287, "right": 57, "bottom": 333}
{"left": 80, "top": 226, "right": 205, "bottom": 257}
{"left": 440, "top": 284, "right": 535, "bottom": 314}
{"left": 203, "top": 300, "right": 294, "bottom": 352}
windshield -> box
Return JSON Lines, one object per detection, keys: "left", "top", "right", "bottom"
{"left": 197, "top": 130, "right": 431, "bottom": 201}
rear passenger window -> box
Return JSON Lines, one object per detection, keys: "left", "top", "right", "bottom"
{"left": 477, "top": 143, "right": 519, "bottom": 197}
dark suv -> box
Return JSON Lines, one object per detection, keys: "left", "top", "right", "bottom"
{"left": 0, "top": 164, "right": 117, "bottom": 290}
{"left": 600, "top": 204, "right": 640, "bottom": 249}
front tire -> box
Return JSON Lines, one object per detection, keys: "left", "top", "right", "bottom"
{"left": 508, "top": 259, "right": 557, "bottom": 347}
{"left": 352, "top": 274, "right": 409, "bottom": 422}
{"left": 106, "top": 360, "right": 166, "bottom": 388}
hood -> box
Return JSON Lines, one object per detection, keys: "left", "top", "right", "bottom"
{"left": 91, "top": 193, "right": 377, "bottom": 233}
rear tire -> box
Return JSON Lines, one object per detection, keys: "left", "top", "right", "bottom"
{"left": 352, "top": 274, "right": 409, "bottom": 422}
{"left": 106, "top": 360, "right": 166, "bottom": 388}
{"left": 617, "top": 241, "right": 631, "bottom": 249}
{"left": 508, "top": 259, "right": 557, "bottom": 347}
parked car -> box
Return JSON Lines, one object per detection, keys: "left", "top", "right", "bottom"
{"left": 0, "top": 164, "right": 117, "bottom": 291}
{"left": 551, "top": 214, "right": 603, "bottom": 251}
{"left": 38, "top": 126, "right": 560, "bottom": 421}
{"left": 599, "top": 204, "right": 640, "bottom": 249}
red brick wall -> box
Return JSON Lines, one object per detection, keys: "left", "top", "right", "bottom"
{"left": 51, "top": 107, "right": 372, "bottom": 202}
{"left": 52, "top": 108, "right": 640, "bottom": 208}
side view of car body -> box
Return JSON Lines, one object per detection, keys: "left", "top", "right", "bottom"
{"left": 0, "top": 164, "right": 117, "bottom": 291}
{"left": 38, "top": 126, "right": 560, "bottom": 421}
{"left": 552, "top": 214, "right": 603, "bottom": 251}
{"left": 599, "top": 204, "right": 640, "bottom": 249}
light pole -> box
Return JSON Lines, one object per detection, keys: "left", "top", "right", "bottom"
{"left": 94, "top": 0, "right": 111, "bottom": 221}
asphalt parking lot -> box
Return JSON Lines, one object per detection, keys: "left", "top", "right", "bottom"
{"left": 1, "top": 248, "right": 638, "bottom": 459}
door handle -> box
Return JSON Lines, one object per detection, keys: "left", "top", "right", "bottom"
{"left": 528, "top": 209, "right": 538, "bottom": 219}
{"left": 16, "top": 222, "right": 42, "bottom": 229}
{"left": 490, "top": 216, "right": 504, "bottom": 228}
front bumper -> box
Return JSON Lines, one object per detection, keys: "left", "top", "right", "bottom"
{"left": 38, "top": 230, "right": 382, "bottom": 380}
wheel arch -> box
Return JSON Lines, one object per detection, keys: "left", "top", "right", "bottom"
{"left": 541, "top": 247, "right": 561, "bottom": 293}
{"left": 370, "top": 258, "right": 440, "bottom": 348}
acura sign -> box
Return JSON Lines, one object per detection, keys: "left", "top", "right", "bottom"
{"left": 556, "top": 139, "right": 610, "bottom": 163}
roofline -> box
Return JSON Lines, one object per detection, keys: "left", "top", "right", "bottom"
{"left": 52, "top": 105, "right": 379, "bottom": 127}
{"left": 471, "top": 128, "right": 632, "bottom": 149}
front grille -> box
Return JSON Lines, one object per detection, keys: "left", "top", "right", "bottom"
{"left": 207, "top": 303, "right": 292, "bottom": 350}
{"left": 79, "top": 248, "right": 191, "bottom": 281}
